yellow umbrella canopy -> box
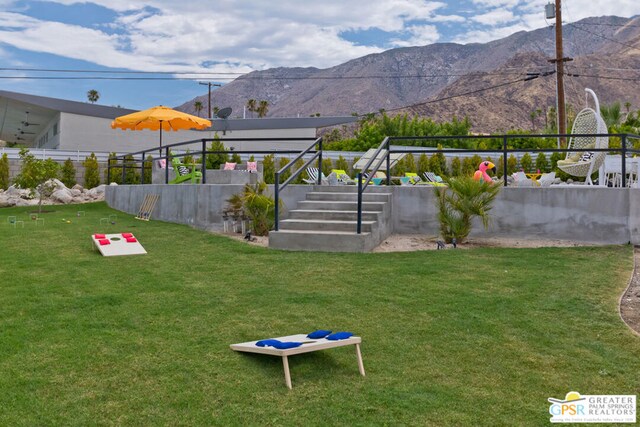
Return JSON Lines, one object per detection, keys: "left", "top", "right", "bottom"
{"left": 111, "top": 105, "right": 212, "bottom": 150}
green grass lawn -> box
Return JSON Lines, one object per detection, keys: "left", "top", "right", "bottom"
{"left": 0, "top": 202, "right": 638, "bottom": 426}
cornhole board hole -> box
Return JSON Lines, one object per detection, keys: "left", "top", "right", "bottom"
{"left": 230, "top": 333, "right": 365, "bottom": 389}
{"left": 92, "top": 233, "right": 147, "bottom": 256}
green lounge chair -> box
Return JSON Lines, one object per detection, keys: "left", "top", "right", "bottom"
{"left": 169, "top": 157, "right": 202, "bottom": 184}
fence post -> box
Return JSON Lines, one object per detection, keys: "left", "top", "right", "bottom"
{"left": 503, "top": 136, "right": 508, "bottom": 187}
{"left": 357, "top": 172, "right": 363, "bottom": 234}
{"left": 165, "top": 147, "right": 170, "bottom": 184}
{"left": 622, "top": 134, "right": 627, "bottom": 188}
{"left": 385, "top": 138, "right": 391, "bottom": 185}
{"left": 274, "top": 172, "right": 280, "bottom": 231}
{"left": 140, "top": 151, "right": 145, "bottom": 185}
{"left": 317, "top": 138, "right": 323, "bottom": 185}
{"left": 201, "top": 139, "right": 207, "bottom": 184}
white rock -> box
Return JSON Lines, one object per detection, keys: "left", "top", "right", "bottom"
{"left": 51, "top": 188, "right": 74, "bottom": 204}
{"left": 72, "top": 184, "right": 84, "bottom": 191}
{"left": 109, "top": 182, "right": 118, "bottom": 186}
{"left": 70, "top": 189, "right": 82, "bottom": 197}
{"left": 5, "top": 185, "right": 23, "bottom": 196}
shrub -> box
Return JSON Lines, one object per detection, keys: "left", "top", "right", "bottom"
{"left": 277, "top": 157, "right": 291, "bottom": 183}
{"left": 105, "top": 152, "right": 121, "bottom": 184}
{"left": 429, "top": 146, "right": 447, "bottom": 176}
{"left": 262, "top": 154, "right": 275, "bottom": 184}
{"left": 335, "top": 155, "right": 350, "bottom": 174}
{"left": 231, "top": 152, "right": 242, "bottom": 164}
{"left": 496, "top": 156, "right": 504, "bottom": 178}
{"left": 0, "top": 153, "right": 9, "bottom": 190}
{"left": 507, "top": 154, "right": 518, "bottom": 176}
{"left": 403, "top": 153, "right": 416, "bottom": 174}
{"left": 550, "top": 152, "right": 562, "bottom": 171}
{"left": 206, "top": 135, "right": 228, "bottom": 169}
{"left": 535, "top": 153, "right": 549, "bottom": 173}
{"left": 321, "top": 157, "right": 333, "bottom": 178}
{"left": 462, "top": 157, "right": 476, "bottom": 177}
{"left": 143, "top": 155, "right": 153, "bottom": 184}
{"left": 84, "top": 153, "right": 101, "bottom": 189}
{"left": 449, "top": 157, "right": 462, "bottom": 177}
{"left": 417, "top": 154, "right": 430, "bottom": 177}
{"left": 124, "top": 154, "right": 139, "bottom": 184}
{"left": 435, "top": 176, "right": 501, "bottom": 243}
{"left": 520, "top": 153, "right": 533, "bottom": 172}
{"left": 61, "top": 158, "right": 76, "bottom": 188}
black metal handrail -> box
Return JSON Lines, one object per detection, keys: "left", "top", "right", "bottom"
{"left": 274, "top": 137, "right": 323, "bottom": 231}
{"left": 355, "top": 137, "right": 391, "bottom": 234}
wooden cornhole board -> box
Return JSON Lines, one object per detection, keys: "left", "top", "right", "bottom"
{"left": 230, "top": 333, "right": 365, "bottom": 389}
{"left": 92, "top": 233, "right": 147, "bottom": 256}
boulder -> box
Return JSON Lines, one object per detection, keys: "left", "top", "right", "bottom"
{"left": 51, "top": 188, "right": 74, "bottom": 204}
{"left": 0, "top": 197, "right": 16, "bottom": 208}
{"left": 5, "top": 185, "right": 24, "bottom": 197}
{"left": 72, "top": 184, "right": 84, "bottom": 191}
{"left": 70, "top": 189, "right": 82, "bottom": 197}
{"left": 88, "top": 184, "right": 107, "bottom": 197}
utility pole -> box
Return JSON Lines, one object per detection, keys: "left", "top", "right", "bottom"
{"left": 198, "top": 82, "right": 222, "bottom": 119}
{"left": 548, "top": 0, "right": 572, "bottom": 147}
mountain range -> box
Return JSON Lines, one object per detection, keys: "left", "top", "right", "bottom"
{"left": 177, "top": 15, "right": 640, "bottom": 133}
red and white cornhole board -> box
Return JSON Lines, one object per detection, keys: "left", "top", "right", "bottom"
{"left": 92, "top": 233, "right": 147, "bottom": 256}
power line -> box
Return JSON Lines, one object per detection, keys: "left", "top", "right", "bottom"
{"left": 376, "top": 72, "right": 555, "bottom": 116}
{"left": 564, "top": 72, "right": 640, "bottom": 82}
{"left": 567, "top": 22, "right": 640, "bottom": 51}
{"left": 568, "top": 21, "right": 640, "bottom": 28}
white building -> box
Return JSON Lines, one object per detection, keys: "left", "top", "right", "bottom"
{"left": 0, "top": 90, "right": 357, "bottom": 153}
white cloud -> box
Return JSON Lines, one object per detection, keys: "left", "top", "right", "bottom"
{"left": 471, "top": 9, "right": 516, "bottom": 26}
{"left": 390, "top": 25, "right": 440, "bottom": 47}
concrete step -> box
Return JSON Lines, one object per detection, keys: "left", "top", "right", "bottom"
{"left": 287, "top": 209, "right": 381, "bottom": 221}
{"left": 279, "top": 219, "right": 374, "bottom": 232}
{"left": 306, "top": 192, "right": 391, "bottom": 202}
{"left": 297, "top": 200, "right": 386, "bottom": 211}
{"left": 269, "top": 229, "right": 377, "bottom": 252}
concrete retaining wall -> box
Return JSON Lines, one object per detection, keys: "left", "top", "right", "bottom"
{"left": 106, "top": 184, "right": 639, "bottom": 244}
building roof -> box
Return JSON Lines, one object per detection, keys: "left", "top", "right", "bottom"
{"left": 208, "top": 116, "right": 358, "bottom": 131}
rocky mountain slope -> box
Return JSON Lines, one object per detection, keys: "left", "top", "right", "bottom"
{"left": 177, "top": 16, "right": 640, "bottom": 132}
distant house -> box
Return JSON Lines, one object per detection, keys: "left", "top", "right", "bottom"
{"left": 0, "top": 90, "right": 357, "bottom": 153}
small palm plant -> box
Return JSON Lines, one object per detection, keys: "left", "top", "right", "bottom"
{"left": 227, "top": 181, "right": 283, "bottom": 236}
{"left": 435, "top": 176, "right": 501, "bottom": 243}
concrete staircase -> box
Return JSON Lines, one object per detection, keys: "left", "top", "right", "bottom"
{"left": 269, "top": 186, "right": 392, "bottom": 252}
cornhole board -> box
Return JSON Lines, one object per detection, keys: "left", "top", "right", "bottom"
{"left": 230, "top": 333, "right": 365, "bottom": 389}
{"left": 92, "top": 233, "right": 147, "bottom": 257}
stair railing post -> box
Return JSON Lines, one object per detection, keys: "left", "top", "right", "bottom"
{"left": 385, "top": 137, "right": 391, "bottom": 185}
{"left": 357, "top": 172, "right": 363, "bottom": 234}
{"left": 140, "top": 151, "right": 145, "bottom": 184}
{"left": 274, "top": 171, "right": 280, "bottom": 231}
{"left": 121, "top": 158, "right": 126, "bottom": 184}
{"left": 165, "top": 147, "right": 170, "bottom": 184}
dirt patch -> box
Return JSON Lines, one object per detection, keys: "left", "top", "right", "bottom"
{"left": 619, "top": 248, "right": 640, "bottom": 335}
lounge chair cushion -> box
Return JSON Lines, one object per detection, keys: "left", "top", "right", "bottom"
{"left": 247, "top": 161, "right": 258, "bottom": 173}
{"left": 224, "top": 162, "right": 236, "bottom": 170}
{"left": 579, "top": 152, "right": 595, "bottom": 162}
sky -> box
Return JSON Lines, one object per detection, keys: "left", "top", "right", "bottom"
{"left": 0, "top": 0, "right": 639, "bottom": 110}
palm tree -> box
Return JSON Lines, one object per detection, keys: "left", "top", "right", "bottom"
{"left": 87, "top": 89, "right": 100, "bottom": 104}
{"left": 246, "top": 99, "right": 257, "bottom": 118}
{"left": 194, "top": 101, "right": 203, "bottom": 117}
{"left": 257, "top": 100, "right": 269, "bottom": 118}
{"left": 600, "top": 102, "right": 622, "bottom": 129}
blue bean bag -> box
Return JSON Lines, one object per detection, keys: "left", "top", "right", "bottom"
{"left": 326, "top": 332, "right": 353, "bottom": 340}
{"left": 307, "top": 329, "right": 332, "bottom": 339}
{"left": 256, "top": 339, "right": 302, "bottom": 349}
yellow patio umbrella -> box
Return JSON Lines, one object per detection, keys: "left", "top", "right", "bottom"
{"left": 111, "top": 105, "right": 212, "bottom": 152}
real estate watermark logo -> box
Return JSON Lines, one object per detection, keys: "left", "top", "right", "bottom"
{"left": 548, "top": 391, "right": 636, "bottom": 423}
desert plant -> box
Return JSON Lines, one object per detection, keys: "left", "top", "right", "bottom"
{"left": 61, "top": 158, "right": 76, "bottom": 188}
{"left": 227, "top": 181, "right": 281, "bottom": 236}
{"left": 0, "top": 153, "right": 9, "bottom": 190}
{"left": 435, "top": 176, "right": 501, "bottom": 243}
{"left": 84, "top": 153, "right": 101, "bottom": 189}
{"left": 206, "top": 135, "right": 228, "bottom": 170}
{"left": 13, "top": 148, "right": 60, "bottom": 214}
